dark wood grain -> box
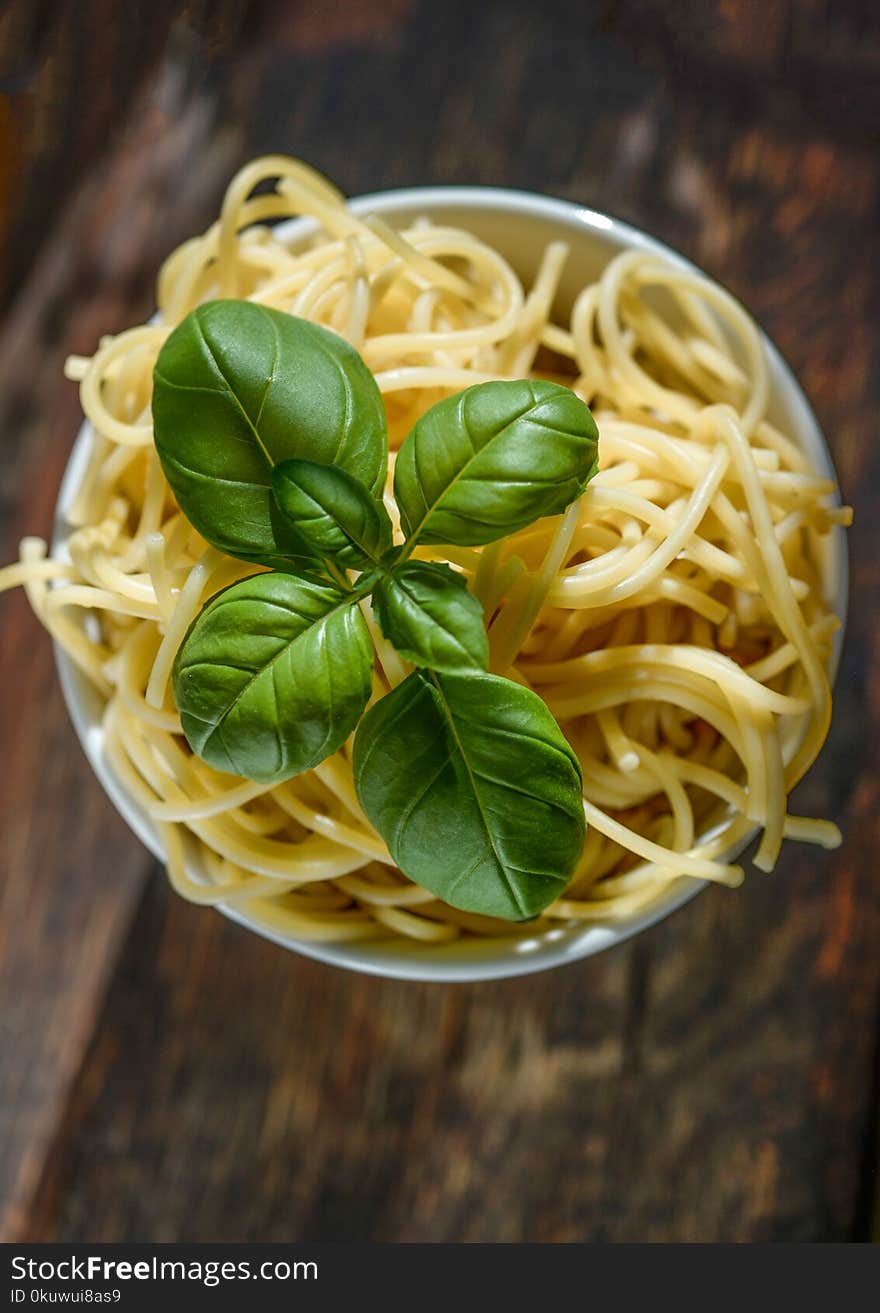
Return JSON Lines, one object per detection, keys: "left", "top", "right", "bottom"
{"left": 1, "top": 0, "right": 878, "bottom": 1243}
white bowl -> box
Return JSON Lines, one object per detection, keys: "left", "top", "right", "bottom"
{"left": 52, "top": 187, "right": 849, "bottom": 982}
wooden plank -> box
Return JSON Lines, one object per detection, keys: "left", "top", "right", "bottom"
{"left": 2, "top": 0, "right": 878, "bottom": 1242}
{"left": 0, "top": 299, "right": 151, "bottom": 1241}
{"left": 23, "top": 875, "right": 633, "bottom": 1242}
{"left": 0, "top": 19, "right": 246, "bottom": 1241}
{"left": 21, "top": 806, "right": 879, "bottom": 1241}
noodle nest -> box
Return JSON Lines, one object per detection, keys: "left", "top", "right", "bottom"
{"left": 2, "top": 155, "right": 851, "bottom": 947}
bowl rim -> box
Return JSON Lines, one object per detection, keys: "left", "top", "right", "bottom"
{"left": 52, "top": 184, "right": 849, "bottom": 983}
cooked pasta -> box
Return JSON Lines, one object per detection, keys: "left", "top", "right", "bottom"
{"left": 1, "top": 155, "right": 851, "bottom": 944}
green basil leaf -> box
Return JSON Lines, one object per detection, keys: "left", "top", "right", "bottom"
{"left": 272, "top": 458, "right": 392, "bottom": 569}
{"left": 371, "top": 562, "right": 488, "bottom": 673}
{"left": 353, "top": 669, "right": 585, "bottom": 920}
{"left": 393, "top": 379, "right": 599, "bottom": 547}
{"left": 173, "top": 571, "right": 374, "bottom": 784}
{"left": 153, "top": 301, "right": 388, "bottom": 567}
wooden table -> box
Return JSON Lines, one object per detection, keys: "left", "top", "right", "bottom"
{"left": 1, "top": 0, "right": 877, "bottom": 1243}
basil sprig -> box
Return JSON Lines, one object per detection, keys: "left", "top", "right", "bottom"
{"left": 272, "top": 458, "right": 393, "bottom": 568}
{"left": 152, "top": 301, "right": 387, "bottom": 567}
{"left": 394, "top": 379, "right": 600, "bottom": 545}
{"left": 353, "top": 670, "right": 586, "bottom": 920}
{"left": 371, "top": 562, "right": 489, "bottom": 673}
{"left": 172, "top": 571, "right": 374, "bottom": 783}
{"left": 154, "top": 302, "right": 599, "bottom": 921}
